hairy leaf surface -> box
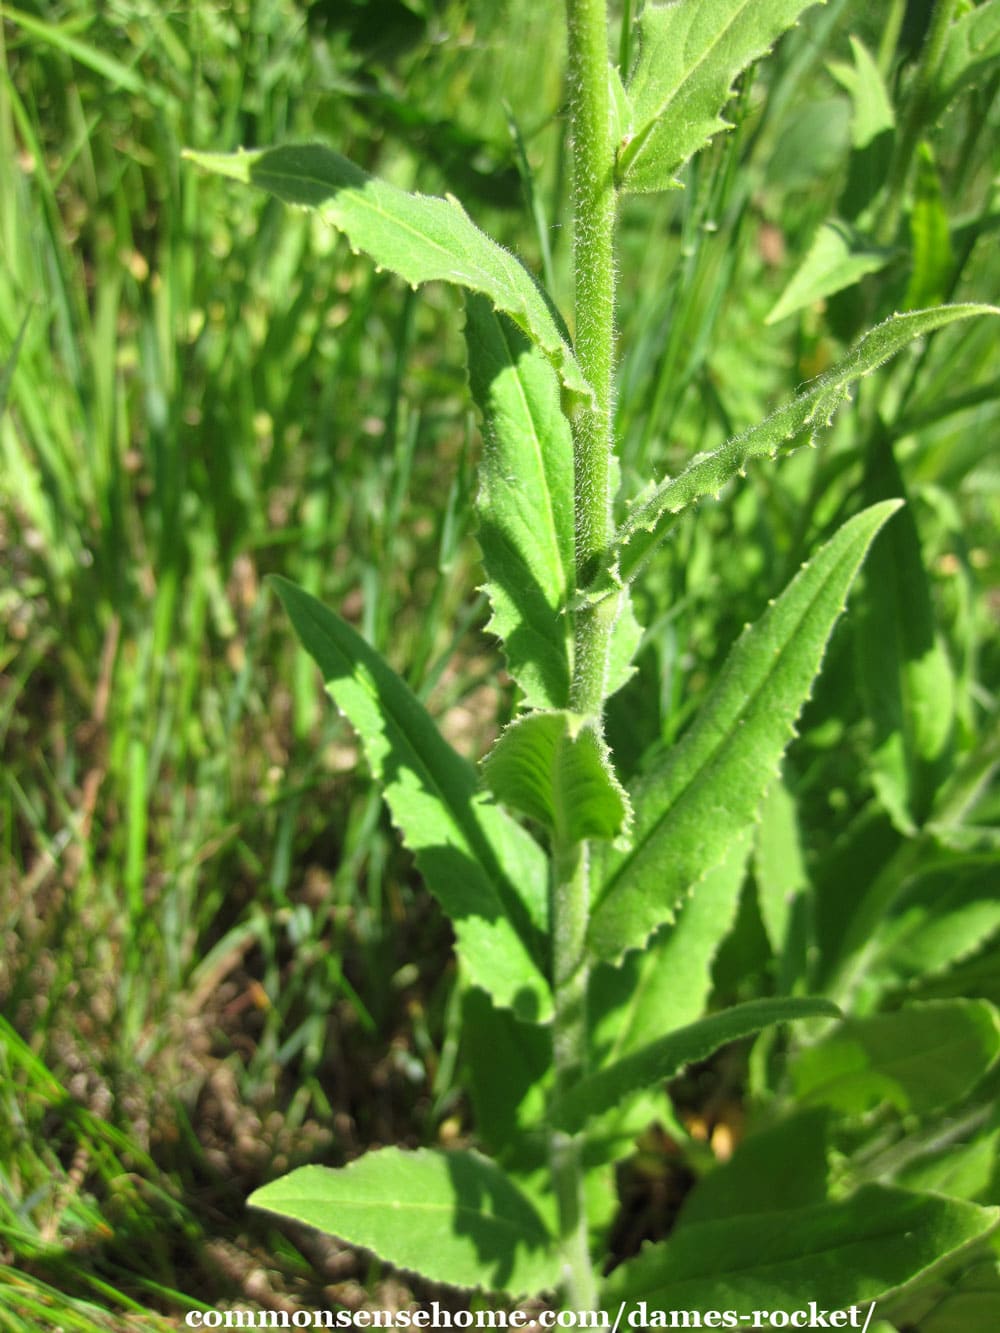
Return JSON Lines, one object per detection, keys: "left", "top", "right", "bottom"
{"left": 603, "top": 1187, "right": 999, "bottom": 1311}
{"left": 589, "top": 503, "right": 900, "bottom": 964}
{"left": 185, "top": 144, "right": 592, "bottom": 406}
{"left": 551, "top": 996, "right": 837, "bottom": 1133}
{"left": 465, "top": 297, "right": 574, "bottom": 709}
{"left": 273, "top": 578, "right": 551, "bottom": 1022}
{"left": 482, "top": 711, "right": 631, "bottom": 845}
{"left": 594, "top": 305, "right": 998, "bottom": 594}
{"left": 249, "top": 1149, "right": 559, "bottom": 1296}
{"left": 619, "top": 0, "right": 825, "bottom": 193}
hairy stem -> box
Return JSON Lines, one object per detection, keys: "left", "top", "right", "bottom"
{"left": 549, "top": 0, "right": 617, "bottom": 1309}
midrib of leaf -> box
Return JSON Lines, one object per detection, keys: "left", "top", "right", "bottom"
{"left": 622, "top": 0, "right": 756, "bottom": 178}
{"left": 595, "top": 540, "right": 863, "bottom": 911}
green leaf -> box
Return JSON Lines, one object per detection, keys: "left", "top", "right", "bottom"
{"left": 870, "top": 857, "right": 1000, "bottom": 988}
{"left": 184, "top": 143, "right": 593, "bottom": 408}
{"left": 905, "top": 144, "right": 954, "bottom": 310}
{"left": 248, "top": 1148, "right": 559, "bottom": 1297}
{"left": 890, "top": 1259, "right": 1000, "bottom": 1333}
{"left": 591, "top": 832, "right": 752, "bottom": 1063}
{"left": 827, "top": 35, "right": 895, "bottom": 150}
{"left": 482, "top": 711, "right": 631, "bottom": 845}
{"left": 791, "top": 1000, "right": 1000, "bottom": 1117}
{"left": 618, "top": 0, "right": 825, "bottom": 193}
{"left": 461, "top": 989, "right": 550, "bottom": 1168}
{"left": 766, "top": 220, "right": 894, "bottom": 325}
{"left": 465, "top": 296, "right": 574, "bottom": 710}
{"left": 588, "top": 503, "right": 900, "bottom": 965}
{"left": 594, "top": 304, "right": 998, "bottom": 593}
{"left": 856, "top": 434, "right": 955, "bottom": 833}
{"left": 272, "top": 577, "right": 551, "bottom": 1023}
{"left": 551, "top": 995, "right": 838, "bottom": 1133}
{"left": 754, "top": 772, "right": 809, "bottom": 969}
{"left": 677, "top": 1109, "right": 830, "bottom": 1226}
{"left": 602, "top": 1186, "right": 999, "bottom": 1312}
{"left": 932, "top": 0, "right": 1000, "bottom": 118}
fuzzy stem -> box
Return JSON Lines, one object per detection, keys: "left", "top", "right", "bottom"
{"left": 548, "top": 0, "right": 617, "bottom": 1310}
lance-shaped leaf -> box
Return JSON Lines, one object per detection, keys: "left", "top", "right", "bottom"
{"left": 602, "top": 1186, "right": 999, "bottom": 1312}
{"left": 618, "top": 0, "right": 825, "bottom": 193}
{"left": 184, "top": 144, "right": 592, "bottom": 407}
{"left": 591, "top": 832, "right": 751, "bottom": 1064}
{"left": 588, "top": 305, "right": 998, "bottom": 596}
{"left": 552, "top": 995, "right": 837, "bottom": 1134}
{"left": 249, "top": 1148, "right": 560, "bottom": 1297}
{"left": 272, "top": 578, "right": 551, "bottom": 1022}
{"left": 465, "top": 297, "right": 574, "bottom": 709}
{"left": 589, "top": 502, "right": 900, "bottom": 965}
{"left": 856, "top": 433, "right": 955, "bottom": 834}
{"left": 766, "top": 220, "right": 895, "bottom": 326}
{"left": 482, "top": 711, "right": 631, "bottom": 846}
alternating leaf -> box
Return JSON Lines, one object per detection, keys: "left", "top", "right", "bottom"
{"left": 249, "top": 1149, "right": 559, "bottom": 1296}
{"left": 272, "top": 578, "right": 551, "bottom": 1022}
{"left": 482, "top": 711, "right": 631, "bottom": 845}
{"left": 551, "top": 996, "right": 838, "bottom": 1133}
{"left": 932, "top": 0, "right": 1000, "bottom": 118}
{"left": 905, "top": 144, "right": 954, "bottom": 310}
{"left": 588, "top": 503, "right": 900, "bottom": 964}
{"left": 791, "top": 999, "right": 1000, "bottom": 1117}
{"left": 593, "top": 304, "right": 998, "bottom": 593}
{"left": 465, "top": 296, "right": 574, "bottom": 709}
{"left": 184, "top": 144, "right": 592, "bottom": 407}
{"left": 766, "top": 220, "right": 894, "bottom": 325}
{"left": 618, "top": 0, "right": 825, "bottom": 193}
{"left": 603, "top": 1186, "right": 999, "bottom": 1312}
{"left": 856, "top": 434, "right": 955, "bottom": 833}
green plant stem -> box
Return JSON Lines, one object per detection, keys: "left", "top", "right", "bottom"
{"left": 548, "top": 0, "right": 617, "bottom": 1309}
{"left": 550, "top": 835, "right": 597, "bottom": 1308}
{"left": 566, "top": 0, "right": 616, "bottom": 638}
{"left": 878, "top": 0, "right": 958, "bottom": 245}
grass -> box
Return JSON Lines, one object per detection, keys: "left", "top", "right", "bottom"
{"left": 2, "top": 0, "right": 998, "bottom": 1325}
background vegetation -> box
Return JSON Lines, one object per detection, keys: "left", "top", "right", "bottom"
{"left": 2, "top": 0, "right": 998, "bottom": 1327}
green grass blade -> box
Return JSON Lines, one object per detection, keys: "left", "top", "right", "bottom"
{"left": 589, "top": 502, "right": 901, "bottom": 965}
{"left": 184, "top": 144, "right": 593, "bottom": 408}
{"left": 272, "top": 577, "right": 552, "bottom": 1022}
{"left": 249, "top": 1148, "right": 560, "bottom": 1297}
{"left": 465, "top": 296, "right": 574, "bottom": 709}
